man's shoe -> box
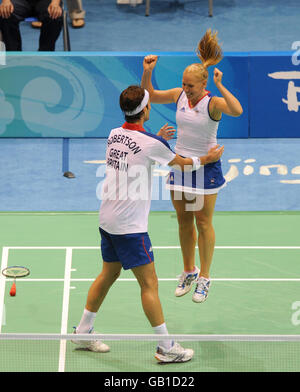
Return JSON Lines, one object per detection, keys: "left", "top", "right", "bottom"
{"left": 72, "top": 327, "right": 110, "bottom": 352}
{"left": 31, "top": 21, "right": 42, "bottom": 29}
{"left": 72, "top": 19, "right": 85, "bottom": 28}
{"left": 155, "top": 342, "right": 194, "bottom": 363}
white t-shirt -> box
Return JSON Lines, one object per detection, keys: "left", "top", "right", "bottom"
{"left": 99, "top": 122, "right": 176, "bottom": 234}
{"left": 175, "top": 91, "right": 220, "bottom": 157}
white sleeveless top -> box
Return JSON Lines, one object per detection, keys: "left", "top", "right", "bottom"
{"left": 175, "top": 90, "right": 219, "bottom": 157}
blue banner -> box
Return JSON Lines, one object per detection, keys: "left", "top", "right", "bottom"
{"left": 249, "top": 52, "right": 300, "bottom": 137}
{"left": 0, "top": 53, "right": 248, "bottom": 138}
{"left": 2, "top": 52, "right": 299, "bottom": 139}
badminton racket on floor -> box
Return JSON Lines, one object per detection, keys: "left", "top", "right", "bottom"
{"left": 1, "top": 266, "right": 30, "bottom": 296}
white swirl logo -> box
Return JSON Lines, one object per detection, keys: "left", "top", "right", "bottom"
{"left": 8, "top": 57, "right": 104, "bottom": 137}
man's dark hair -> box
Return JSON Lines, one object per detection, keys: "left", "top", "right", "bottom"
{"left": 120, "top": 85, "right": 146, "bottom": 122}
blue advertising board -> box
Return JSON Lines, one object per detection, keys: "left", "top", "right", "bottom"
{"left": 1, "top": 51, "right": 299, "bottom": 139}
{"left": 249, "top": 52, "right": 300, "bottom": 137}
{"left": 0, "top": 52, "right": 248, "bottom": 138}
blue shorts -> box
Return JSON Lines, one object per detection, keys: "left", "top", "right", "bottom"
{"left": 99, "top": 228, "right": 154, "bottom": 270}
{"left": 166, "top": 159, "right": 226, "bottom": 195}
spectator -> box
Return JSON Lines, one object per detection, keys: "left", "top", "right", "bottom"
{"left": 0, "top": 0, "right": 63, "bottom": 51}
{"left": 31, "top": 0, "right": 85, "bottom": 29}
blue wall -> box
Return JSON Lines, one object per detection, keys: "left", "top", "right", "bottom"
{"left": 0, "top": 51, "right": 299, "bottom": 138}
{"left": 249, "top": 52, "right": 300, "bottom": 137}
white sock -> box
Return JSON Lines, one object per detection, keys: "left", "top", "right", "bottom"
{"left": 153, "top": 322, "right": 173, "bottom": 350}
{"left": 76, "top": 308, "right": 97, "bottom": 333}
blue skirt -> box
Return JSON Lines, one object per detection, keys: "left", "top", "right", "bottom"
{"left": 166, "top": 159, "right": 226, "bottom": 195}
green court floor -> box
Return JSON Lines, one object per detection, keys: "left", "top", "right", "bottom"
{"left": 0, "top": 211, "right": 300, "bottom": 372}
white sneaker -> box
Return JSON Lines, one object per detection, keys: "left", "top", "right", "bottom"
{"left": 72, "top": 327, "right": 110, "bottom": 353}
{"left": 155, "top": 342, "right": 194, "bottom": 363}
{"left": 192, "top": 277, "right": 211, "bottom": 303}
{"left": 175, "top": 267, "right": 200, "bottom": 297}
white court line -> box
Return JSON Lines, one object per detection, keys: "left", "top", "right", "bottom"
{"left": 0, "top": 212, "right": 99, "bottom": 216}
{"left": 5, "top": 246, "right": 300, "bottom": 250}
{"left": 58, "top": 247, "right": 73, "bottom": 373}
{"left": 3, "top": 278, "right": 300, "bottom": 282}
{"left": 0, "top": 247, "right": 9, "bottom": 334}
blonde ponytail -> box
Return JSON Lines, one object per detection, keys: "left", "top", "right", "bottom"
{"left": 196, "top": 28, "right": 223, "bottom": 68}
{"left": 184, "top": 29, "right": 223, "bottom": 82}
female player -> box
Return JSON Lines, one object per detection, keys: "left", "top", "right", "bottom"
{"left": 141, "top": 29, "right": 243, "bottom": 304}
{"left": 73, "top": 85, "right": 224, "bottom": 363}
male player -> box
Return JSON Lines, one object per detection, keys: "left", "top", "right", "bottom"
{"left": 73, "top": 85, "right": 224, "bottom": 363}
